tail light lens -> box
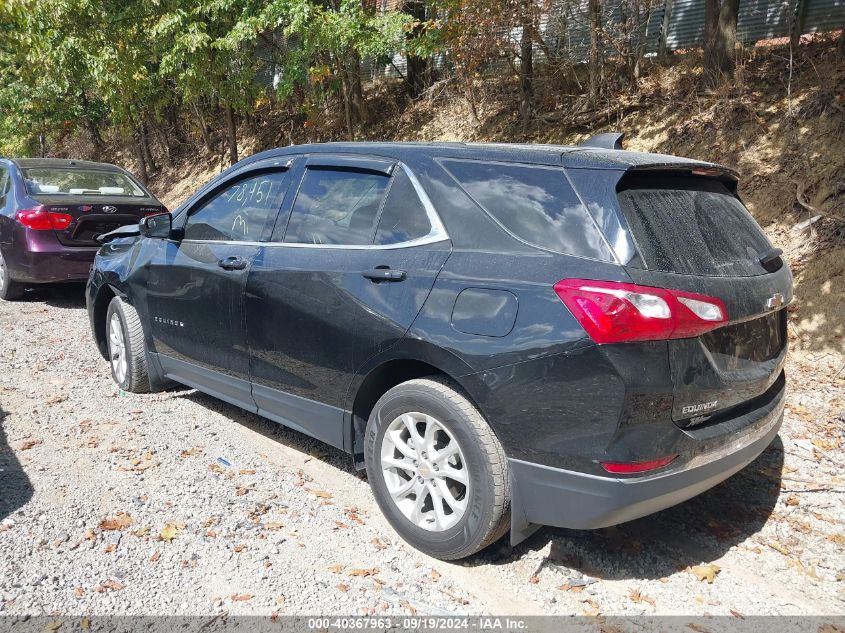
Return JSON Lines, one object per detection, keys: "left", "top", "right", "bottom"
{"left": 554, "top": 278, "right": 727, "bottom": 343}
{"left": 16, "top": 207, "right": 74, "bottom": 231}
{"left": 601, "top": 455, "right": 677, "bottom": 474}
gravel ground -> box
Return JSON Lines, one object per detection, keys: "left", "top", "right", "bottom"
{"left": 0, "top": 285, "right": 843, "bottom": 617}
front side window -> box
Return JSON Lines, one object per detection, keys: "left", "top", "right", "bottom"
{"left": 184, "top": 171, "right": 288, "bottom": 242}
{"left": 22, "top": 168, "right": 146, "bottom": 197}
{"left": 441, "top": 160, "right": 614, "bottom": 261}
{"left": 283, "top": 168, "right": 390, "bottom": 245}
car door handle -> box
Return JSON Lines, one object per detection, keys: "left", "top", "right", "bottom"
{"left": 362, "top": 267, "right": 406, "bottom": 282}
{"left": 217, "top": 256, "right": 248, "bottom": 271}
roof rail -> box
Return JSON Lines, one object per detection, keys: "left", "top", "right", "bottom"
{"left": 579, "top": 132, "right": 624, "bottom": 150}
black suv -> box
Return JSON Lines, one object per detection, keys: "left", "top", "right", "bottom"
{"left": 86, "top": 139, "right": 790, "bottom": 560}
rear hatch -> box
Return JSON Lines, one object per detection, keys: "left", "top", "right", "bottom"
{"left": 31, "top": 196, "right": 165, "bottom": 246}
{"left": 615, "top": 170, "right": 791, "bottom": 427}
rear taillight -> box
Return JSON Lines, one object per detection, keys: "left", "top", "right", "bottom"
{"left": 16, "top": 207, "right": 74, "bottom": 231}
{"left": 553, "top": 278, "right": 727, "bottom": 344}
{"left": 601, "top": 455, "right": 677, "bottom": 474}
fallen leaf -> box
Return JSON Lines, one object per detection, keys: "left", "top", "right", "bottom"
{"left": 348, "top": 567, "right": 379, "bottom": 577}
{"left": 328, "top": 564, "right": 345, "bottom": 574}
{"left": 83, "top": 529, "right": 96, "bottom": 541}
{"left": 400, "top": 599, "right": 417, "bottom": 615}
{"left": 336, "top": 583, "right": 349, "bottom": 593}
{"left": 231, "top": 594, "right": 253, "bottom": 602}
{"left": 73, "top": 587, "right": 84, "bottom": 599}
{"left": 233, "top": 544, "right": 246, "bottom": 553}
{"left": 239, "top": 469, "right": 256, "bottom": 475}
{"left": 160, "top": 523, "right": 182, "bottom": 542}
{"left": 180, "top": 447, "right": 203, "bottom": 458}
{"left": 730, "top": 609, "right": 744, "bottom": 619}
{"left": 150, "top": 551, "right": 161, "bottom": 562}
{"left": 371, "top": 537, "right": 387, "bottom": 551}
{"left": 334, "top": 521, "right": 349, "bottom": 529}
{"left": 95, "top": 579, "right": 124, "bottom": 592}
{"left": 689, "top": 563, "right": 721, "bottom": 584}
{"left": 687, "top": 624, "right": 710, "bottom": 633}
{"left": 235, "top": 486, "right": 252, "bottom": 497}
{"left": 46, "top": 394, "right": 67, "bottom": 404}
{"left": 20, "top": 439, "right": 42, "bottom": 451}
{"left": 306, "top": 488, "right": 333, "bottom": 499}
{"left": 103, "top": 544, "right": 116, "bottom": 553}
{"left": 629, "top": 588, "right": 656, "bottom": 607}
{"left": 208, "top": 463, "right": 224, "bottom": 474}
{"left": 99, "top": 513, "right": 132, "bottom": 531}
{"left": 528, "top": 574, "right": 540, "bottom": 584}
{"left": 768, "top": 541, "right": 791, "bottom": 556}
{"left": 785, "top": 496, "right": 800, "bottom": 506}
{"left": 264, "top": 522, "right": 285, "bottom": 530}
{"left": 429, "top": 569, "right": 441, "bottom": 581}
{"left": 80, "top": 618, "right": 90, "bottom": 631}
{"left": 42, "top": 621, "right": 62, "bottom": 633}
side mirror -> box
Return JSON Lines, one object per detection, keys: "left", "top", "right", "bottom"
{"left": 139, "top": 213, "right": 173, "bottom": 239}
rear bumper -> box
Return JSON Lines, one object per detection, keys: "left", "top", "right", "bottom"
{"left": 509, "top": 385, "right": 784, "bottom": 544}
{"left": 9, "top": 244, "right": 98, "bottom": 283}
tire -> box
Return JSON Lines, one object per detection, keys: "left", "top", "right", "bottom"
{"left": 0, "top": 250, "right": 25, "bottom": 301}
{"left": 365, "top": 376, "right": 510, "bottom": 560}
{"left": 106, "top": 296, "right": 150, "bottom": 393}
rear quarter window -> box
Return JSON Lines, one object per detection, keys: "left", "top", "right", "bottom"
{"left": 617, "top": 174, "right": 772, "bottom": 277}
{"left": 440, "top": 160, "right": 615, "bottom": 261}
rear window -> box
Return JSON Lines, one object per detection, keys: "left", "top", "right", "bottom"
{"left": 441, "top": 160, "right": 615, "bottom": 261}
{"left": 617, "top": 175, "right": 772, "bottom": 277}
{"left": 22, "top": 168, "right": 146, "bottom": 197}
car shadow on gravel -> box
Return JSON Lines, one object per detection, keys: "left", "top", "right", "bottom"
{"left": 176, "top": 390, "right": 360, "bottom": 476}
{"left": 476, "top": 436, "right": 785, "bottom": 579}
{"left": 17, "top": 283, "right": 87, "bottom": 309}
{"left": 0, "top": 405, "right": 34, "bottom": 522}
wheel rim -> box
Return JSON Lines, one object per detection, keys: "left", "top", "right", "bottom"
{"left": 109, "top": 313, "right": 128, "bottom": 384}
{"left": 380, "top": 412, "right": 470, "bottom": 532}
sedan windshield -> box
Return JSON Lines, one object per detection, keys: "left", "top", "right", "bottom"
{"left": 22, "top": 168, "right": 146, "bottom": 197}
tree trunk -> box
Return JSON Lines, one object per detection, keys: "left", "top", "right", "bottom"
{"left": 80, "top": 93, "right": 104, "bottom": 161}
{"left": 339, "top": 67, "right": 355, "bottom": 141}
{"left": 139, "top": 121, "right": 157, "bottom": 173}
{"left": 349, "top": 51, "right": 367, "bottom": 123}
{"left": 518, "top": 0, "right": 534, "bottom": 134}
{"left": 224, "top": 105, "right": 238, "bottom": 165}
{"left": 838, "top": 28, "right": 845, "bottom": 56}
{"left": 148, "top": 116, "right": 172, "bottom": 167}
{"left": 133, "top": 127, "right": 148, "bottom": 184}
{"left": 192, "top": 102, "right": 215, "bottom": 153}
{"left": 405, "top": 0, "right": 431, "bottom": 98}
{"left": 704, "top": 0, "right": 740, "bottom": 88}
{"left": 588, "top": 0, "right": 602, "bottom": 105}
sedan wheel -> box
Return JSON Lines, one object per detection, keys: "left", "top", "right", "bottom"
{"left": 0, "top": 250, "right": 24, "bottom": 301}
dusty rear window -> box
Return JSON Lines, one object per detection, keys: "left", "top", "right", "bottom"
{"left": 617, "top": 174, "right": 772, "bottom": 277}
{"left": 441, "top": 160, "right": 614, "bottom": 261}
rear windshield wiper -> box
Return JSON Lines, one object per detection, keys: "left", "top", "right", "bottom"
{"left": 758, "top": 247, "right": 783, "bottom": 273}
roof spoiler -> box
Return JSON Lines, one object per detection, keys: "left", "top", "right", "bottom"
{"left": 579, "top": 132, "right": 624, "bottom": 150}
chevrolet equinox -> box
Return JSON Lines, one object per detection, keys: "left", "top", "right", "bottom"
{"left": 86, "top": 138, "right": 790, "bottom": 559}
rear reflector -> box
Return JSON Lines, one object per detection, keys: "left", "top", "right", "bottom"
{"left": 601, "top": 455, "right": 677, "bottom": 474}
{"left": 16, "top": 208, "right": 74, "bottom": 231}
{"left": 553, "top": 278, "right": 728, "bottom": 343}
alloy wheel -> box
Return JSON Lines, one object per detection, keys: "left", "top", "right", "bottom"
{"left": 380, "top": 412, "right": 470, "bottom": 532}
{"left": 109, "top": 313, "right": 128, "bottom": 385}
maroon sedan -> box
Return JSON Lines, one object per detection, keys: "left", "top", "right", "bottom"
{"left": 0, "top": 158, "right": 165, "bottom": 300}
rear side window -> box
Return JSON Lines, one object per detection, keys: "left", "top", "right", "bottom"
{"left": 617, "top": 175, "right": 772, "bottom": 277}
{"left": 185, "top": 171, "right": 288, "bottom": 241}
{"left": 441, "top": 160, "right": 614, "bottom": 261}
{"left": 375, "top": 170, "right": 431, "bottom": 245}
{"left": 284, "top": 168, "right": 389, "bottom": 245}
{"left": 0, "top": 166, "right": 8, "bottom": 196}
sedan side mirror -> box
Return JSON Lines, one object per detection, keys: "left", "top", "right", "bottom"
{"left": 140, "top": 213, "right": 173, "bottom": 239}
